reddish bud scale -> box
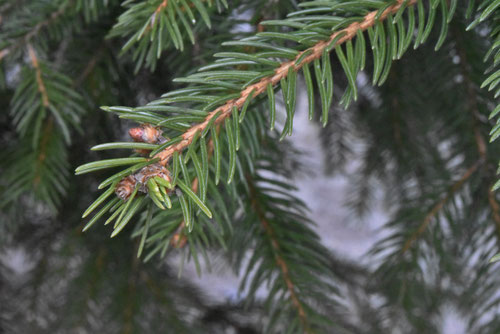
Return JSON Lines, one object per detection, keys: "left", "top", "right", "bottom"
{"left": 115, "top": 175, "right": 136, "bottom": 201}
{"left": 128, "top": 127, "right": 144, "bottom": 142}
{"left": 129, "top": 124, "right": 163, "bottom": 144}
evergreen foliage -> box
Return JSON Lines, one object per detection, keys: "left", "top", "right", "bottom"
{"left": 1, "top": 0, "right": 500, "bottom": 333}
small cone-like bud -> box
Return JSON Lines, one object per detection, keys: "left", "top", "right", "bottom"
{"left": 134, "top": 163, "right": 172, "bottom": 187}
{"left": 115, "top": 175, "right": 136, "bottom": 200}
{"left": 128, "top": 127, "right": 144, "bottom": 142}
{"left": 129, "top": 124, "right": 163, "bottom": 144}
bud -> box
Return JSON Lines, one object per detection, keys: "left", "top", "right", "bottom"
{"left": 134, "top": 163, "right": 172, "bottom": 186}
{"left": 115, "top": 175, "right": 136, "bottom": 200}
{"left": 129, "top": 124, "right": 163, "bottom": 144}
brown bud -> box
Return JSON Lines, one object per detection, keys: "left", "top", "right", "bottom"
{"left": 134, "top": 163, "right": 172, "bottom": 185}
{"left": 115, "top": 175, "right": 136, "bottom": 200}
{"left": 129, "top": 124, "right": 163, "bottom": 144}
{"left": 128, "top": 127, "right": 144, "bottom": 142}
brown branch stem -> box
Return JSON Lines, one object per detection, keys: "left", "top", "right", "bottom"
{"left": 147, "top": 0, "right": 168, "bottom": 31}
{"left": 156, "top": 0, "right": 168, "bottom": 13}
{"left": 34, "top": 118, "right": 54, "bottom": 186}
{"left": 73, "top": 44, "right": 106, "bottom": 88}
{"left": 153, "top": 0, "right": 416, "bottom": 166}
{"left": 28, "top": 44, "right": 49, "bottom": 107}
{"left": 247, "top": 176, "right": 310, "bottom": 333}
{"left": 401, "top": 160, "right": 481, "bottom": 254}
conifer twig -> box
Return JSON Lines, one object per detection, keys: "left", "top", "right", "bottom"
{"left": 73, "top": 44, "right": 106, "bottom": 87}
{"left": 28, "top": 44, "right": 49, "bottom": 107}
{"left": 152, "top": 0, "right": 203, "bottom": 17}
{"left": 140, "top": 0, "right": 202, "bottom": 39}
{"left": 156, "top": 0, "right": 168, "bottom": 14}
{"left": 401, "top": 160, "right": 481, "bottom": 254}
{"left": 28, "top": 43, "right": 55, "bottom": 187}
{"left": 247, "top": 176, "right": 310, "bottom": 333}
{"left": 153, "top": 0, "right": 417, "bottom": 166}
{"left": 0, "top": 2, "right": 70, "bottom": 61}
{"left": 147, "top": 0, "right": 168, "bottom": 31}
{"left": 454, "top": 28, "right": 500, "bottom": 237}
{"left": 34, "top": 118, "right": 54, "bottom": 186}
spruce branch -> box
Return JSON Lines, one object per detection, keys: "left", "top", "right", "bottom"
{"left": 476, "top": 0, "right": 500, "bottom": 191}
{"left": 27, "top": 44, "right": 49, "bottom": 107}
{"left": 73, "top": 44, "right": 107, "bottom": 87}
{"left": 33, "top": 118, "right": 54, "bottom": 186}
{"left": 21, "top": 45, "right": 55, "bottom": 192}
{"left": 0, "top": 1, "right": 70, "bottom": 61}
{"left": 365, "top": 19, "right": 500, "bottom": 327}
{"left": 108, "top": 0, "right": 224, "bottom": 71}
{"left": 13, "top": 44, "right": 84, "bottom": 143}
{"left": 3, "top": 38, "right": 85, "bottom": 210}
{"left": 401, "top": 160, "right": 481, "bottom": 254}
{"left": 149, "top": 0, "right": 205, "bottom": 22}
{"left": 80, "top": 0, "right": 459, "bottom": 244}
{"left": 247, "top": 175, "right": 309, "bottom": 332}
{"left": 453, "top": 25, "right": 500, "bottom": 240}
{"left": 153, "top": 0, "right": 418, "bottom": 167}
{"left": 143, "top": 0, "right": 172, "bottom": 41}
{"left": 233, "top": 165, "right": 337, "bottom": 332}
